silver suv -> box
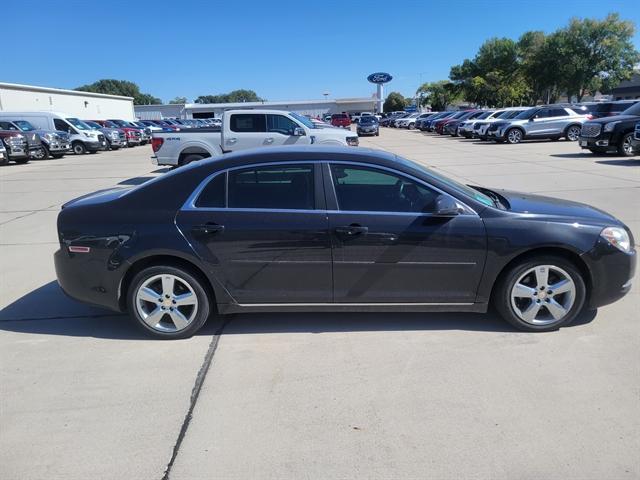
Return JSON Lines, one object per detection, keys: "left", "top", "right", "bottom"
{"left": 486, "top": 106, "right": 588, "bottom": 144}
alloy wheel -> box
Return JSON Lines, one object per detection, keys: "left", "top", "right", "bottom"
{"left": 510, "top": 265, "right": 576, "bottom": 325}
{"left": 135, "top": 274, "right": 199, "bottom": 332}
{"left": 622, "top": 135, "right": 633, "bottom": 155}
{"left": 507, "top": 129, "right": 522, "bottom": 144}
{"left": 566, "top": 126, "right": 581, "bottom": 141}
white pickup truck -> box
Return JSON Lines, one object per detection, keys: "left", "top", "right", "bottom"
{"left": 151, "top": 109, "right": 359, "bottom": 166}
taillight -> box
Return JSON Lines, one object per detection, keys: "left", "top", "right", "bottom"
{"left": 586, "top": 114, "right": 594, "bottom": 120}
{"left": 152, "top": 137, "right": 164, "bottom": 152}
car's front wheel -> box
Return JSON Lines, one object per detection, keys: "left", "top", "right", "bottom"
{"left": 72, "top": 141, "right": 87, "bottom": 155}
{"left": 127, "top": 265, "right": 211, "bottom": 339}
{"left": 494, "top": 256, "right": 586, "bottom": 331}
{"left": 506, "top": 128, "right": 523, "bottom": 144}
{"left": 618, "top": 133, "right": 635, "bottom": 157}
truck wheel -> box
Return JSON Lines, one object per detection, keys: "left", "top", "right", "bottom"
{"left": 32, "top": 146, "right": 48, "bottom": 160}
{"left": 72, "top": 141, "right": 87, "bottom": 155}
{"left": 180, "top": 154, "right": 205, "bottom": 166}
{"left": 617, "top": 133, "right": 635, "bottom": 157}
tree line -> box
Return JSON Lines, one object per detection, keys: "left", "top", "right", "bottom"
{"left": 75, "top": 80, "right": 263, "bottom": 106}
{"left": 413, "top": 13, "right": 639, "bottom": 110}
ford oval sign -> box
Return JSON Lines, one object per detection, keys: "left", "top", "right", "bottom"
{"left": 367, "top": 72, "right": 393, "bottom": 84}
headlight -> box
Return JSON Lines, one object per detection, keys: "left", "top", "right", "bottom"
{"left": 43, "top": 133, "right": 55, "bottom": 141}
{"left": 603, "top": 122, "right": 619, "bottom": 133}
{"left": 111, "top": 131, "right": 120, "bottom": 139}
{"left": 346, "top": 136, "right": 359, "bottom": 146}
{"left": 600, "top": 227, "right": 631, "bottom": 253}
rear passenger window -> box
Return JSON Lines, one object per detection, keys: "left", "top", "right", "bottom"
{"left": 229, "top": 114, "right": 266, "bottom": 133}
{"left": 550, "top": 108, "right": 569, "bottom": 117}
{"left": 195, "top": 173, "right": 226, "bottom": 208}
{"left": 228, "top": 164, "right": 314, "bottom": 210}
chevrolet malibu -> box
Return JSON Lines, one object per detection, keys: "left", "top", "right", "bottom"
{"left": 55, "top": 147, "right": 636, "bottom": 338}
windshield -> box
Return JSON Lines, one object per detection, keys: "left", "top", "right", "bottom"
{"left": 13, "top": 120, "right": 36, "bottom": 131}
{"left": 360, "top": 116, "right": 377, "bottom": 124}
{"left": 513, "top": 108, "right": 537, "bottom": 120}
{"left": 290, "top": 112, "right": 315, "bottom": 129}
{"left": 393, "top": 155, "right": 494, "bottom": 207}
{"left": 66, "top": 118, "right": 92, "bottom": 130}
{"left": 83, "top": 121, "right": 101, "bottom": 129}
{"left": 475, "top": 111, "right": 494, "bottom": 120}
{"left": 621, "top": 102, "right": 640, "bottom": 116}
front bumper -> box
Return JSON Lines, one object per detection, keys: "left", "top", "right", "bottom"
{"left": 357, "top": 127, "right": 378, "bottom": 135}
{"left": 578, "top": 134, "right": 615, "bottom": 151}
{"left": 85, "top": 140, "right": 104, "bottom": 151}
{"left": 582, "top": 237, "right": 636, "bottom": 308}
{"left": 48, "top": 141, "right": 70, "bottom": 152}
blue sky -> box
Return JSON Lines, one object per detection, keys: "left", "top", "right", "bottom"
{"left": 3, "top": 0, "right": 639, "bottom": 103}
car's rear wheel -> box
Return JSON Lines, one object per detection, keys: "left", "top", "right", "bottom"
{"left": 408, "top": 122, "right": 415, "bottom": 130}
{"left": 565, "top": 125, "right": 581, "bottom": 142}
{"left": 180, "top": 154, "right": 205, "bottom": 166}
{"left": 127, "top": 265, "right": 211, "bottom": 339}
{"left": 494, "top": 256, "right": 586, "bottom": 331}
{"left": 506, "top": 128, "right": 523, "bottom": 144}
{"left": 618, "top": 133, "right": 635, "bottom": 157}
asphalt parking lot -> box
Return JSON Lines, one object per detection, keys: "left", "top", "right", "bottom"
{"left": 1, "top": 131, "right": 639, "bottom": 479}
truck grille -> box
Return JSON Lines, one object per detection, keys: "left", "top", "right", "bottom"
{"left": 581, "top": 123, "right": 601, "bottom": 138}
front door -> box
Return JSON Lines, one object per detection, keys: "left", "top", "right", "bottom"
{"left": 176, "top": 163, "right": 332, "bottom": 304}
{"left": 326, "top": 163, "right": 487, "bottom": 304}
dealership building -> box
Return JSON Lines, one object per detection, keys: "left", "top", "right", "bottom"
{"left": 134, "top": 97, "right": 378, "bottom": 120}
{"left": 0, "top": 82, "right": 136, "bottom": 120}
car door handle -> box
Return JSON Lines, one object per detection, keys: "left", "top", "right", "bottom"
{"left": 227, "top": 138, "right": 237, "bottom": 144}
{"left": 192, "top": 223, "right": 224, "bottom": 234}
{"left": 335, "top": 225, "right": 368, "bottom": 237}
{"left": 265, "top": 137, "right": 274, "bottom": 144}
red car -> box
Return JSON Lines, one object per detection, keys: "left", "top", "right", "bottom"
{"left": 331, "top": 113, "right": 351, "bottom": 128}
{"left": 434, "top": 111, "right": 470, "bottom": 134}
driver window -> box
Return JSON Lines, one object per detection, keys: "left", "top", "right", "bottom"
{"left": 330, "top": 164, "right": 440, "bottom": 213}
{"left": 267, "top": 114, "right": 298, "bottom": 135}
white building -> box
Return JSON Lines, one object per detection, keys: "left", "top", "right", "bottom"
{"left": 0, "top": 82, "right": 136, "bottom": 120}
{"left": 134, "top": 97, "right": 378, "bottom": 120}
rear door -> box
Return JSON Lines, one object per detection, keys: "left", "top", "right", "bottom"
{"left": 325, "top": 163, "right": 487, "bottom": 304}
{"left": 223, "top": 113, "right": 268, "bottom": 152}
{"left": 176, "top": 162, "right": 332, "bottom": 304}
{"left": 528, "top": 108, "right": 553, "bottom": 136}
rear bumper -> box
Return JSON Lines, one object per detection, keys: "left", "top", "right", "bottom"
{"left": 582, "top": 238, "right": 636, "bottom": 309}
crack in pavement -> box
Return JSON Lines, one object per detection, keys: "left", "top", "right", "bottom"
{"left": 161, "top": 318, "right": 230, "bottom": 480}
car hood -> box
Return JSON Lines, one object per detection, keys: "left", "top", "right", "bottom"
{"left": 586, "top": 114, "right": 640, "bottom": 125}
{"left": 497, "top": 189, "right": 620, "bottom": 225}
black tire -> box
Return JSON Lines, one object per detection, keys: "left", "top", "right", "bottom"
{"left": 111, "top": 145, "right": 120, "bottom": 151}
{"left": 375, "top": 131, "right": 379, "bottom": 136}
{"left": 72, "top": 141, "right": 87, "bottom": 155}
{"left": 40, "top": 145, "right": 51, "bottom": 159}
{"left": 494, "top": 255, "right": 586, "bottom": 332}
{"left": 0, "top": 154, "right": 9, "bottom": 166}
{"left": 564, "top": 125, "right": 581, "bottom": 142}
{"left": 127, "top": 265, "right": 211, "bottom": 339}
{"left": 180, "top": 154, "right": 205, "bottom": 166}
{"left": 617, "top": 133, "right": 635, "bottom": 157}
{"left": 13, "top": 157, "right": 30, "bottom": 164}
{"left": 31, "top": 146, "right": 47, "bottom": 160}
{"left": 408, "top": 122, "right": 415, "bottom": 130}
{"left": 505, "top": 128, "right": 523, "bottom": 144}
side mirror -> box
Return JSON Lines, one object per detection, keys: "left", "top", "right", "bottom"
{"left": 434, "top": 195, "right": 462, "bottom": 216}
{"left": 293, "top": 127, "right": 306, "bottom": 136}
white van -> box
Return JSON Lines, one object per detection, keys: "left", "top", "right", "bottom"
{"left": 0, "top": 111, "right": 106, "bottom": 154}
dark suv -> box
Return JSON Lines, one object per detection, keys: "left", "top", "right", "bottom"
{"left": 581, "top": 100, "right": 639, "bottom": 119}
{"left": 579, "top": 101, "right": 640, "bottom": 156}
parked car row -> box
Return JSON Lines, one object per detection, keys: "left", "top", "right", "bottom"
{"left": 388, "top": 100, "right": 640, "bottom": 157}
{"left": 0, "top": 111, "right": 164, "bottom": 165}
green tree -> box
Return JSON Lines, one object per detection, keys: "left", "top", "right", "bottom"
{"left": 169, "top": 96, "right": 188, "bottom": 104}
{"left": 383, "top": 91, "right": 407, "bottom": 112}
{"left": 75, "top": 79, "right": 161, "bottom": 105}
{"left": 553, "top": 13, "right": 639, "bottom": 102}
{"left": 194, "top": 89, "right": 263, "bottom": 104}
{"left": 416, "top": 81, "right": 460, "bottom": 111}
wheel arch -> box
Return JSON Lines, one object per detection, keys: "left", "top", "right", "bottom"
{"left": 118, "top": 254, "right": 217, "bottom": 312}
{"left": 564, "top": 123, "right": 583, "bottom": 134}
{"left": 488, "top": 246, "right": 592, "bottom": 305}
{"left": 178, "top": 146, "right": 213, "bottom": 165}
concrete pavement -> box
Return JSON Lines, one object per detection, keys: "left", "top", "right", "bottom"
{"left": 1, "top": 131, "right": 638, "bottom": 479}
